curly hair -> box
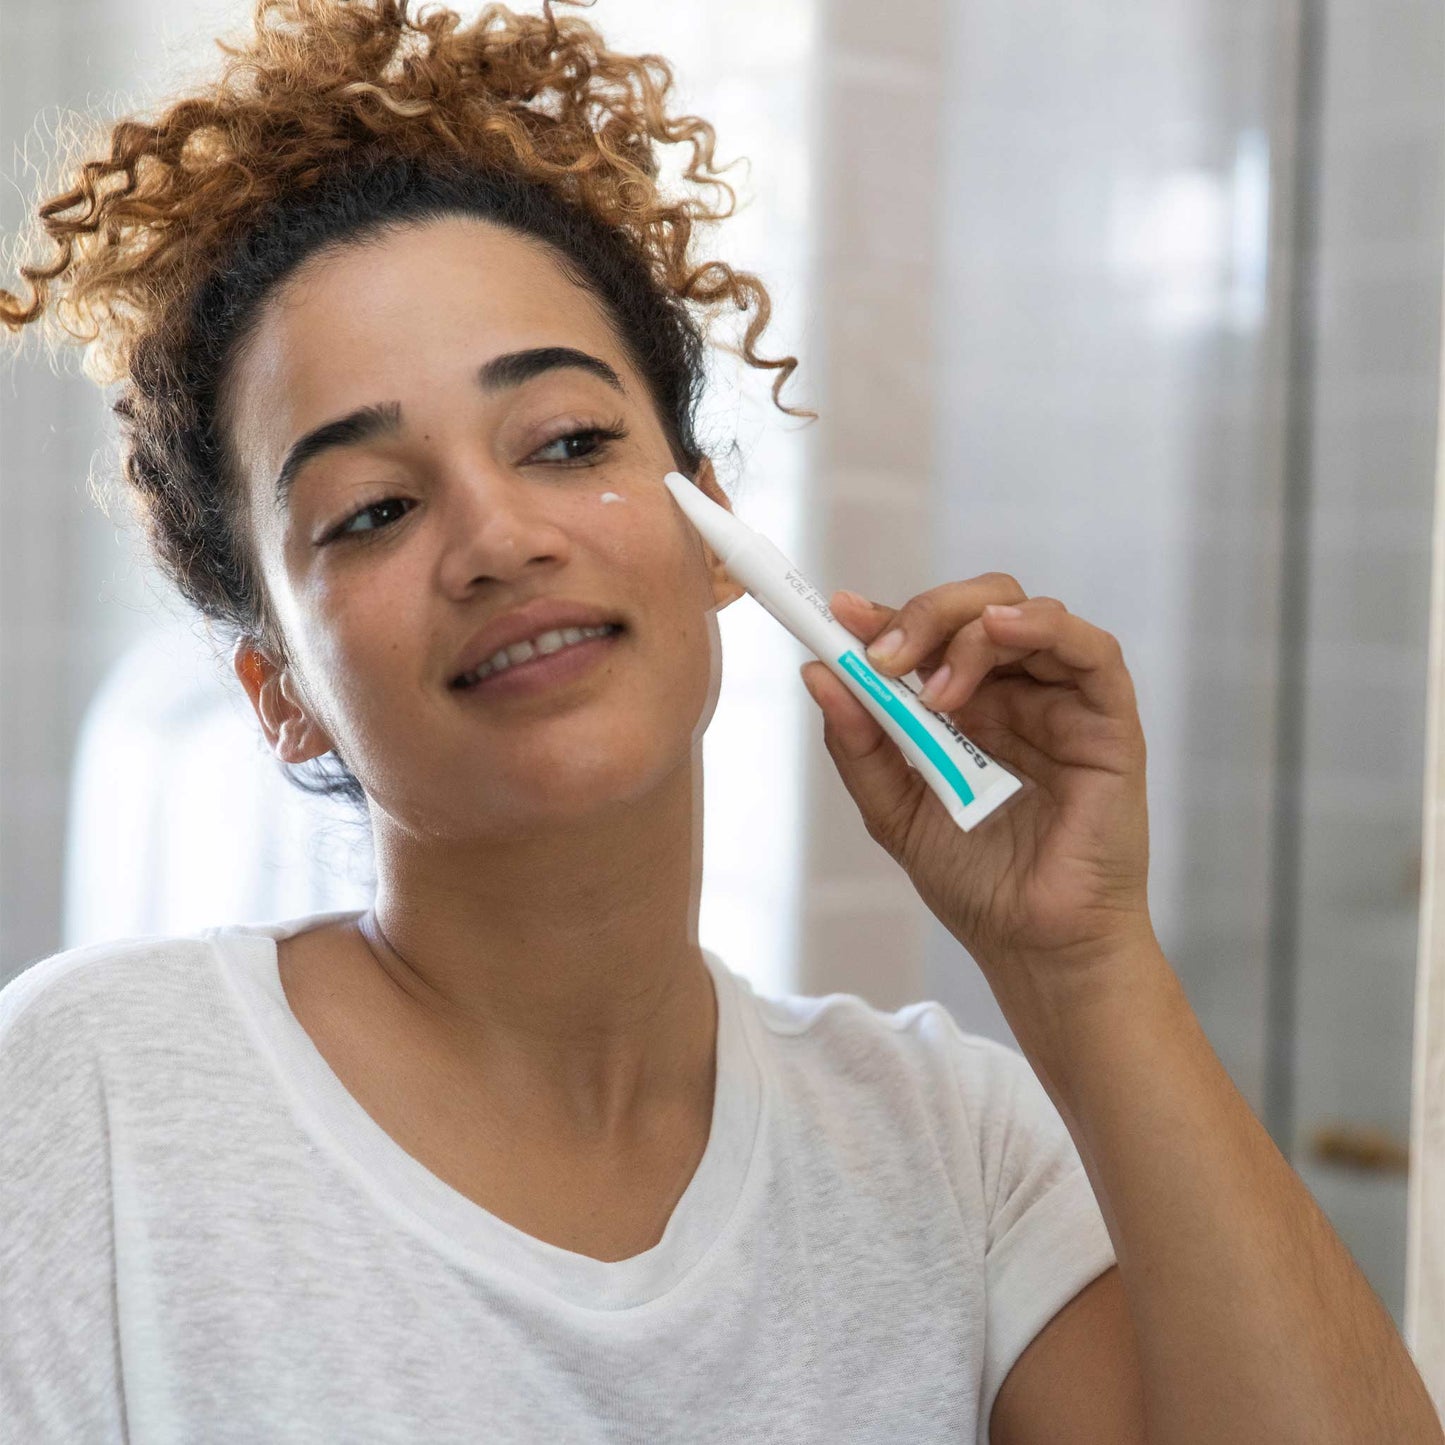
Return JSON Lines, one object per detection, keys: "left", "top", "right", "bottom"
{"left": 0, "top": 0, "right": 812, "bottom": 814}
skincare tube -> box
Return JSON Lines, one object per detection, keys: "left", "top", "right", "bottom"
{"left": 662, "top": 471, "right": 1024, "bottom": 833}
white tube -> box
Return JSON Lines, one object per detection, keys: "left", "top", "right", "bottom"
{"left": 663, "top": 471, "right": 1025, "bottom": 833}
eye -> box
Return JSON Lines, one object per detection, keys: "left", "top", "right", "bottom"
{"left": 323, "top": 496, "right": 414, "bottom": 543}
{"left": 320, "top": 422, "right": 629, "bottom": 544}
{"left": 529, "top": 421, "right": 628, "bottom": 465}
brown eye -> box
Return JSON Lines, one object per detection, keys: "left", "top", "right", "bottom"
{"left": 530, "top": 423, "right": 627, "bottom": 464}
{"left": 325, "top": 496, "right": 413, "bottom": 543}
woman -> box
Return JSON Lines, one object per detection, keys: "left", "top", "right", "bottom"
{"left": 1, "top": 1, "right": 1438, "bottom": 1440}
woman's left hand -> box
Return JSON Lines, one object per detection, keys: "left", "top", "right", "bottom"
{"left": 800, "top": 575, "right": 1158, "bottom": 996}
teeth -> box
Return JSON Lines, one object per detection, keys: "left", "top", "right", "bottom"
{"left": 456, "top": 624, "right": 616, "bottom": 687}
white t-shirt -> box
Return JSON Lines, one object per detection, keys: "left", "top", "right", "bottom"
{"left": 0, "top": 907, "right": 1116, "bottom": 1445}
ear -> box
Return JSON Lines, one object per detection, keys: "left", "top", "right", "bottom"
{"left": 232, "top": 640, "right": 336, "bottom": 766}
{"left": 689, "top": 457, "right": 748, "bottom": 613}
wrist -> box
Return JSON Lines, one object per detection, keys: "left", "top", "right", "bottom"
{"left": 981, "top": 928, "right": 1187, "bottom": 1091}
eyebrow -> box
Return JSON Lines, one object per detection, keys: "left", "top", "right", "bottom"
{"left": 271, "top": 346, "right": 627, "bottom": 514}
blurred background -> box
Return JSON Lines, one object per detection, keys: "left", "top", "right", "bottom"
{"left": 2, "top": 0, "right": 1441, "bottom": 1340}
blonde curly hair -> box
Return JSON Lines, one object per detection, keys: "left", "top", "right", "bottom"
{"left": 1, "top": 0, "right": 811, "bottom": 810}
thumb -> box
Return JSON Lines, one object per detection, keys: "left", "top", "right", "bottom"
{"left": 800, "top": 661, "right": 924, "bottom": 854}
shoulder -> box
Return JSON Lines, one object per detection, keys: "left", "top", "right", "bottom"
{"left": 0, "top": 930, "right": 220, "bottom": 1075}
{"left": 742, "top": 975, "right": 1079, "bottom": 1204}
{"left": 0, "top": 934, "right": 231, "bottom": 1375}
{"left": 0, "top": 930, "right": 244, "bottom": 1218}
{"left": 748, "top": 975, "right": 1030, "bottom": 1102}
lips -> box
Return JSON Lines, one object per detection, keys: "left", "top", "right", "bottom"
{"left": 451, "top": 624, "right": 624, "bottom": 699}
{"left": 447, "top": 598, "right": 627, "bottom": 688}
{"left": 453, "top": 623, "right": 622, "bottom": 687}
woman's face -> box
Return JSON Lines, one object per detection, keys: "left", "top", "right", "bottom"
{"left": 226, "top": 214, "right": 743, "bottom": 840}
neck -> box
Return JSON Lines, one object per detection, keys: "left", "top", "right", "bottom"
{"left": 355, "top": 756, "right": 716, "bottom": 1144}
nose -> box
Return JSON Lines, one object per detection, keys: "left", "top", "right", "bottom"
{"left": 436, "top": 467, "right": 572, "bottom": 593}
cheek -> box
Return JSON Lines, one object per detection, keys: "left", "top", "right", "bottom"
{"left": 589, "top": 486, "right": 706, "bottom": 573}
{"left": 586, "top": 488, "right": 673, "bottom": 575}
{"left": 586, "top": 488, "right": 715, "bottom": 665}
{"left": 296, "top": 569, "right": 425, "bottom": 713}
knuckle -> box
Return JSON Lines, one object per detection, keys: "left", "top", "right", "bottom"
{"left": 983, "top": 571, "right": 1027, "bottom": 601}
{"left": 939, "top": 634, "right": 975, "bottom": 677}
{"left": 907, "top": 590, "right": 947, "bottom": 627}
{"left": 883, "top": 592, "right": 942, "bottom": 653}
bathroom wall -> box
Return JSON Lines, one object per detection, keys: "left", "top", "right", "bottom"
{"left": 0, "top": 0, "right": 162, "bottom": 974}
{"left": 792, "top": 0, "right": 949, "bottom": 1010}
{"left": 801, "top": 0, "right": 1443, "bottom": 1326}
{"left": 1410, "top": 332, "right": 1445, "bottom": 1416}
{"left": 1290, "top": 0, "right": 1443, "bottom": 1320}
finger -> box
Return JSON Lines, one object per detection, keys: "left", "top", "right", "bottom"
{"left": 953, "top": 677, "right": 1066, "bottom": 788}
{"left": 829, "top": 590, "right": 896, "bottom": 644}
{"left": 966, "top": 673, "right": 1140, "bottom": 776}
{"left": 832, "top": 591, "right": 950, "bottom": 674}
{"left": 915, "top": 597, "right": 1070, "bottom": 711}
{"left": 832, "top": 587, "right": 1058, "bottom": 715}
{"left": 975, "top": 604, "right": 1137, "bottom": 718}
{"left": 840, "top": 575, "right": 1029, "bottom": 679}
{"left": 830, "top": 586, "right": 1032, "bottom": 669}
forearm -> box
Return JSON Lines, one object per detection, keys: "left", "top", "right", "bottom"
{"left": 992, "top": 939, "right": 1441, "bottom": 1444}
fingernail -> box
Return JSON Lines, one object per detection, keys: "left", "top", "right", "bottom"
{"left": 918, "top": 664, "right": 953, "bottom": 708}
{"left": 836, "top": 589, "right": 871, "bottom": 609}
{"left": 985, "top": 604, "right": 1024, "bottom": 620}
{"left": 867, "top": 628, "right": 906, "bottom": 663}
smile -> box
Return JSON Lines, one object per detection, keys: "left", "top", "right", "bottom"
{"left": 450, "top": 624, "right": 625, "bottom": 700}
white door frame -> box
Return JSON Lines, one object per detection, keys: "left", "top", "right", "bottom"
{"left": 1405, "top": 262, "right": 1445, "bottom": 1414}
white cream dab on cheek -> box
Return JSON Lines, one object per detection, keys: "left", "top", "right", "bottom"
{"left": 598, "top": 491, "right": 625, "bottom": 504}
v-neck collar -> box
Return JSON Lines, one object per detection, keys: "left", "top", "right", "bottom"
{"left": 205, "top": 908, "right": 766, "bottom": 1311}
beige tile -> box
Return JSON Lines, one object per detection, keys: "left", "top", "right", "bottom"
{"left": 796, "top": 891, "right": 929, "bottom": 1009}
{"left": 813, "top": 490, "right": 932, "bottom": 620}
{"left": 811, "top": 275, "right": 940, "bottom": 477}
{"left": 813, "top": 75, "right": 943, "bottom": 270}
{"left": 824, "top": 0, "right": 947, "bottom": 71}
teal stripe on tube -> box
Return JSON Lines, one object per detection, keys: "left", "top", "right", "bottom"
{"left": 837, "top": 650, "right": 976, "bottom": 806}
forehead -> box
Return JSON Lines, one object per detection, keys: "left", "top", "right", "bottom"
{"left": 228, "top": 216, "right": 626, "bottom": 469}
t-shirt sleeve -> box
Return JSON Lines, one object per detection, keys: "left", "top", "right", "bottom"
{"left": 930, "top": 1010, "right": 1117, "bottom": 1444}
{"left": 0, "top": 960, "right": 129, "bottom": 1443}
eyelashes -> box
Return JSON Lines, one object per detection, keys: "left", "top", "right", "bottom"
{"left": 320, "top": 420, "right": 629, "bottom": 545}
{"left": 535, "top": 419, "right": 629, "bottom": 465}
